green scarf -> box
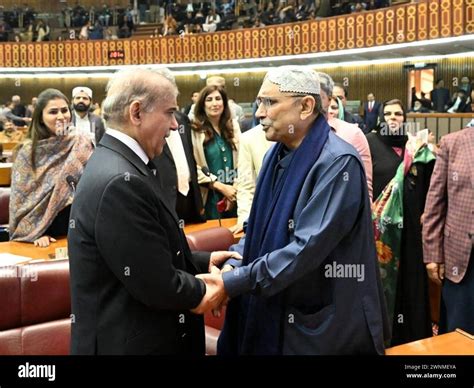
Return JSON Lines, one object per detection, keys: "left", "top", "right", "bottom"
{"left": 372, "top": 141, "right": 435, "bottom": 323}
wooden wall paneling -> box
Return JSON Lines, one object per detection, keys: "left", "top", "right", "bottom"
{"left": 0, "top": 57, "right": 472, "bottom": 115}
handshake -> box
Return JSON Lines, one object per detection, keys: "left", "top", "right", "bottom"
{"left": 190, "top": 251, "right": 242, "bottom": 316}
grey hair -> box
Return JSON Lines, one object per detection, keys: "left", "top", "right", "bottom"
{"left": 102, "top": 67, "right": 178, "bottom": 126}
{"left": 317, "top": 72, "right": 334, "bottom": 97}
{"left": 309, "top": 93, "right": 324, "bottom": 115}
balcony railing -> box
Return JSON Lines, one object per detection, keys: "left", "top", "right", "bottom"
{"left": 0, "top": 0, "right": 470, "bottom": 68}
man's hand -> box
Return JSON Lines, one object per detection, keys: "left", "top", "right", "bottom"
{"left": 191, "top": 270, "right": 228, "bottom": 315}
{"left": 209, "top": 251, "right": 242, "bottom": 272}
{"left": 426, "top": 262, "right": 445, "bottom": 285}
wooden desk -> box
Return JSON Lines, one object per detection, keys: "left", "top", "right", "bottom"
{"left": 385, "top": 330, "right": 474, "bottom": 355}
{"left": 0, "top": 218, "right": 242, "bottom": 262}
{"left": 1, "top": 142, "right": 19, "bottom": 151}
{"left": 184, "top": 218, "right": 243, "bottom": 243}
{"left": 0, "top": 238, "right": 68, "bottom": 260}
{"left": 0, "top": 163, "right": 12, "bottom": 186}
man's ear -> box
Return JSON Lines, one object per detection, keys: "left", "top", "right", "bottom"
{"left": 129, "top": 101, "right": 141, "bottom": 125}
{"left": 299, "top": 96, "right": 316, "bottom": 120}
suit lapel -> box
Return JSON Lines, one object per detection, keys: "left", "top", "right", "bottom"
{"left": 99, "top": 134, "right": 180, "bottom": 225}
{"left": 100, "top": 134, "right": 199, "bottom": 272}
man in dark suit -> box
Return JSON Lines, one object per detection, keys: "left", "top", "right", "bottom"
{"left": 153, "top": 111, "right": 205, "bottom": 223}
{"left": 71, "top": 86, "right": 105, "bottom": 145}
{"left": 431, "top": 79, "right": 450, "bottom": 112}
{"left": 11, "top": 95, "right": 28, "bottom": 126}
{"left": 363, "top": 92, "right": 381, "bottom": 132}
{"left": 68, "top": 68, "right": 236, "bottom": 355}
{"left": 182, "top": 91, "right": 199, "bottom": 116}
{"left": 333, "top": 83, "right": 367, "bottom": 133}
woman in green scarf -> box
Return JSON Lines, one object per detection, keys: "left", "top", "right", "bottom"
{"left": 367, "top": 99, "right": 435, "bottom": 346}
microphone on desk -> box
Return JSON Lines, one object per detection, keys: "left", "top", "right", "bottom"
{"left": 201, "top": 166, "right": 222, "bottom": 227}
{"left": 66, "top": 175, "right": 77, "bottom": 193}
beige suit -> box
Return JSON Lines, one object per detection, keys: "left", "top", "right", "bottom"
{"left": 191, "top": 119, "right": 241, "bottom": 206}
{"left": 236, "top": 125, "right": 273, "bottom": 226}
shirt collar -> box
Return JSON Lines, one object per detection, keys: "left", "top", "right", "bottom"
{"left": 106, "top": 128, "right": 149, "bottom": 165}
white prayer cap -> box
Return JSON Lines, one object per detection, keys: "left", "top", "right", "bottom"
{"left": 72, "top": 86, "right": 93, "bottom": 99}
{"left": 264, "top": 66, "right": 321, "bottom": 95}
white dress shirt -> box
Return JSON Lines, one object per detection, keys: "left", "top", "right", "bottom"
{"left": 166, "top": 130, "right": 190, "bottom": 196}
{"left": 106, "top": 128, "right": 149, "bottom": 166}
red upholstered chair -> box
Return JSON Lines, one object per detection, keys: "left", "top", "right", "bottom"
{"left": 186, "top": 226, "right": 235, "bottom": 252}
{"left": 0, "top": 260, "right": 71, "bottom": 355}
{"left": 186, "top": 226, "right": 235, "bottom": 355}
{"left": 0, "top": 188, "right": 10, "bottom": 241}
{"left": 0, "top": 188, "right": 10, "bottom": 225}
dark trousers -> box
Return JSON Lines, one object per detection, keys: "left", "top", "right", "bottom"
{"left": 439, "top": 248, "right": 474, "bottom": 334}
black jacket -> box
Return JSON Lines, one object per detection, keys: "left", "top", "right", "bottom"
{"left": 153, "top": 111, "right": 205, "bottom": 223}
{"left": 69, "top": 133, "right": 209, "bottom": 355}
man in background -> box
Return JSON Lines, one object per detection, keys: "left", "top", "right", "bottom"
{"left": 71, "top": 86, "right": 105, "bottom": 145}
{"left": 363, "top": 92, "right": 381, "bottom": 132}
{"left": 333, "top": 83, "right": 367, "bottom": 133}
{"left": 431, "top": 79, "right": 450, "bottom": 112}
{"left": 153, "top": 110, "right": 205, "bottom": 223}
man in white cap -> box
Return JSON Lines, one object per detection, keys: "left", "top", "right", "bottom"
{"left": 71, "top": 86, "right": 105, "bottom": 145}
{"left": 193, "top": 66, "right": 390, "bottom": 355}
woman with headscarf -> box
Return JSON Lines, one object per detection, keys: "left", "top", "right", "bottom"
{"left": 367, "top": 99, "right": 435, "bottom": 346}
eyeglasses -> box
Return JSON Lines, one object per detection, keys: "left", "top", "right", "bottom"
{"left": 383, "top": 111, "right": 404, "bottom": 117}
{"left": 255, "top": 95, "right": 304, "bottom": 110}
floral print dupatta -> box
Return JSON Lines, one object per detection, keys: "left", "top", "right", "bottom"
{"left": 372, "top": 131, "right": 435, "bottom": 322}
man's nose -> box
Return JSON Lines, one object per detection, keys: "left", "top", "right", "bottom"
{"left": 170, "top": 115, "right": 179, "bottom": 130}
{"left": 255, "top": 103, "right": 265, "bottom": 119}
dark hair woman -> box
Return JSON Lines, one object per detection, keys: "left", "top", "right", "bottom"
{"left": 9, "top": 88, "right": 93, "bottom": 247}
{"left": 367, "top": 98, "right": 436, "bottom": 346}
{"left": 191, "top": 85, "right": 240, "bottom": 220}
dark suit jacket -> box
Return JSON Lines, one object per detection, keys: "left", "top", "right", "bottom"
{"left": 363, "top": 101, "right": 381, "bottom": 131}
{"left": 72, "top": 111, "right": 105, "bottom": 144}
{"left": 431, "top": 87, "right": 450, "bottom": 112}
{"left": 344, "top": 110, "right": 367, "bottom": 133}
{"left": 153, "top": 111, "right": 205, "bottom": 223}
{"left": 11, "top": 104, "right": 27, "bottom": 126}
{"left": 68, "top": 133, "right": 209, "bottom": 355}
